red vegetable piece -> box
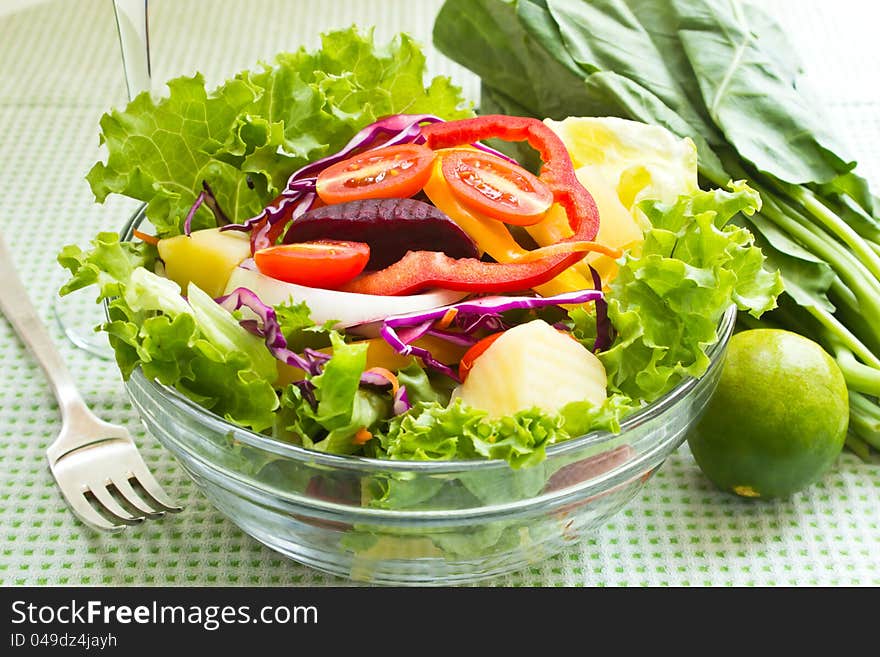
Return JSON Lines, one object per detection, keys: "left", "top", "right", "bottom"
{"left": 458, "top": 332, "right": 505, "bottom": 382}
{"left": 315, "top": 143, "right": 436, "bottom": 205}
{"left": 337, "top": 116, "right": 603, "bottom": 296}
{"left": 254, "top": 240, "right": 370, "bottom": 289}
{"left": 340, "top": 250, "right": 581, "bottom": 296}
{"left": 440, "top": 150, "right": 553, "bottom": 225}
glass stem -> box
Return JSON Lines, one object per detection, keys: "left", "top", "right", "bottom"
{"left": 112, "top": 0, "right": 151, "bottom": 101}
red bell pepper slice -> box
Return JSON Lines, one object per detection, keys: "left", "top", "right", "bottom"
{"left": 341, "top": 250, "right": 585, "bottom": 295}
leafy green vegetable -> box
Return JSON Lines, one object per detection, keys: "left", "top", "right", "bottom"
{"left": 671, "top": 0, "right": 857, "bottom": 186}
{"left": 376, "top": 400, "right": 482, "bottom": 462}
{"left": 301, "top": 334, "right": 390, "bottom": 454}
{"left": 546, "top": 0, "right": 721, "bottom": 145}
{"left": 274, "top": 300, "right": 319, "bottom": 350}
{"left": 560, "top": 394, "right": 634, "bottom": 438}
{"left": 59, "top": 234, "right": 280, "bottom": 431}
{"left": 377, "top": 399, "right": 568, "bottom": 468}
{"left": 87, "top": 27, "right": 471, "bottom": 237}
{"left": 600, "top": 183, "right": 782, "bottom": 399}
{"left": 376, "top": 395, "right": 634, "bottom": 469}
{"left": 396, "top": 362, "right": 448, "bottom": 406}
{"left": 58, "top": 232, "right": 155, "bottom": 300}
{"left": 434, "top": 0, "right": 601, "bottom": 120}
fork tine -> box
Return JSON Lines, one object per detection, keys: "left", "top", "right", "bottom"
{"left": 111, "top": 475, "right": 164, "bottom": 518}
{"left": 130, "top": 466, "right": 182, "bottom": 512}
{"left": 62, "top": 489, "right": 126, "bottom": 533}
{"left": 89, "top": 484, "right": 145, "bottom": 525}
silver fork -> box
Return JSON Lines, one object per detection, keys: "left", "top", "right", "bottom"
{"left": 0, "top": 232, "right": 181, "bottom": 531}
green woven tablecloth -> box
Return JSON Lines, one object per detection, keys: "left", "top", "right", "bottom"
{"left": 1, "top": 0, "right": 878, "bottom": 587}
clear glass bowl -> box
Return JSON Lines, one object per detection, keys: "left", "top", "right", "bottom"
{"left": 119, "top": 207, "right": 735, "bottom": 585}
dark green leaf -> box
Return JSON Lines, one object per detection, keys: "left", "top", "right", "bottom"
{"left": 672, "top": 0, "right": 857, "bottom": 185}
{"left": 546, "top": 0, "right": 723, "bottom": 146}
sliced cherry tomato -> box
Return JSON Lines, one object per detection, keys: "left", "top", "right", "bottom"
{"left": 458, "top": 332, "right": 505, "bottom": 382}
{"left": 316, "top": 144, "right": 436, "bottom": 205}
{"left": 440, "top": 150, "right": 553, "bottom": 226}
{"left": 254, "top": 240, "right": 370, "bottom": 289}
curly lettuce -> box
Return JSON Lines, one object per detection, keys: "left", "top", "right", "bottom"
{"left": 86, "top": 27, "right": 471, "bottom": 237}
{"left": 599, "top": 182, "right": 784, "bottom": 400}
{"left": 59, "top": 233, "right": 279, "bottom": 431}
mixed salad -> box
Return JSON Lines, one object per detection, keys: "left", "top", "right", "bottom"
{"left": 60, "top": 27, "right": 781, "bottom": 470}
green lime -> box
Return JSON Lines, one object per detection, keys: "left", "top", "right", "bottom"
{"left": 688, "top": 329, "right": 848, "bottom": 499}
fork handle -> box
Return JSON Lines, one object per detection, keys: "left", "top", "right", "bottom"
{"left": 0, "top": 232, "right": 88, "bottom": 416}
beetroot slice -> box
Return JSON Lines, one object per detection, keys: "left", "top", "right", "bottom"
{"left": 281, "top": 198, "right": 479, "bottom": 269}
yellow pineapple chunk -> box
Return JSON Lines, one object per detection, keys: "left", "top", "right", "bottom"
{"left": 458, "top": 319, "right": 606, "bottom": 417}
{"left": 157, "top": 228, "right": 251, "bottom": 298}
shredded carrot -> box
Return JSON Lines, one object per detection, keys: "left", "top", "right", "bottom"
{"left": 434, "top": 307, "right": 458, "bottom": 330}
{"left": 132, "top": 229, "right": 160, "bottom": 246}
{"left": 353, "top": 427, "right": 373, "bottom": 445}
{"left": 365, "top": 367, "right": 400, "bottom": 395}
{"left": 512, "top": 240, "right": 622, "bottom": 264}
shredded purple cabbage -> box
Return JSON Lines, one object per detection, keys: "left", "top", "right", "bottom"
{"left": 200, "top": 181, "right": 229, "bottom": 226}
{"left": 292, "top": 379, "right": 316, "bottom": 407}
{"left": 424, "top": 327, "right": 478, "bottom": 347}
{"left": 589, "top": 266, "right": 612, "bottom": 352}
{"left": 183, "top": 190, "right": 205, "bottom": 237}
{"left": 183, "top": 181, "right": 229, "bottom": 236}
{"left": 216, "top": 287, "right": 396, "bottom": 398}
{"left": 394, "top": 321, "right": 434, "bottom": 346}
{"left": 378, "top": 325, "right": 459, "bottom": 381}
{"left": 216, "top": 287, "right": 320, "bottom": 375}
{"left": 288, "top": 114, "right": 443, "bottom": 181}
{"left": 392, "top": 385, "right": 411, "bottom": 415}
{"left": 383, "top": 289, "right": 604, "bottom": 329}
{"left": 359, "top": 369, "right": 393, "bottom": 387}
{"left": 379, "top": 289, "right": 605, "bottom": 380}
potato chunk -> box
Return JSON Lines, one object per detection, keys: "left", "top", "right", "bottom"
{"left": 459, "top": 319, "right": 607, "bottom": 417}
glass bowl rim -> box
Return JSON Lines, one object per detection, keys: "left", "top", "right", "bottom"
{"left": 118, "top": 204, "right": 736, "bottom": 476}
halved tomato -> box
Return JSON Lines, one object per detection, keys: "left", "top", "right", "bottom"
{"left": 254, "top": 240, "right": 370, "bottom": 289}
{"left": 458, "top": 332, "right": 505, "bottom": 382}
{"left": 316, "top": 144, "right": 436, "bottom": 205}
{"left": 440, "top": 150, "right": 553, "bottom": 225}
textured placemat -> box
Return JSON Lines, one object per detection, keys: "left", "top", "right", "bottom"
{"left": 0, "top": 0, "right": 878, "bottom": 586}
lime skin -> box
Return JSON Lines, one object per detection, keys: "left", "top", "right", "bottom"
{"left": 687, "top": 329, "right": 849, "bottom": 499}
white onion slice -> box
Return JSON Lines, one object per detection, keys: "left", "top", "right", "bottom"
{"left": 223, "top": 267, "right": 467, "bottom": 329}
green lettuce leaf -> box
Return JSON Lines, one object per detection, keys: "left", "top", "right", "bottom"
{"left": 87, "top": 27, "right": 471, "bottom": 237}
{"left": 58, "top": 232, "right": 155, "bottom": 300}
{"left": 396, "top": 361, "right": 448, "bottom": 406}
{"left": 376, "top": 400, "right": 482, "bottom": 462}
{"left": 560, "top": 394, "right": 635, "bottom": 438}
{"left": 116, "top": 270, "right": 278, "bottom": 430}
{"left": 600, "top": 182, "right": 784, "bottom": 400}
{"left": 278, "top": 333, "right": 391, "bottom": 454}
{"left": 274, "top": 299, "right": 335, "bottom": 352}
{"left": 378, "top": 399, "right": 577, "bottom": 469}
{"left": 58, "top": 234, "right": 279, "bottom": 431}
